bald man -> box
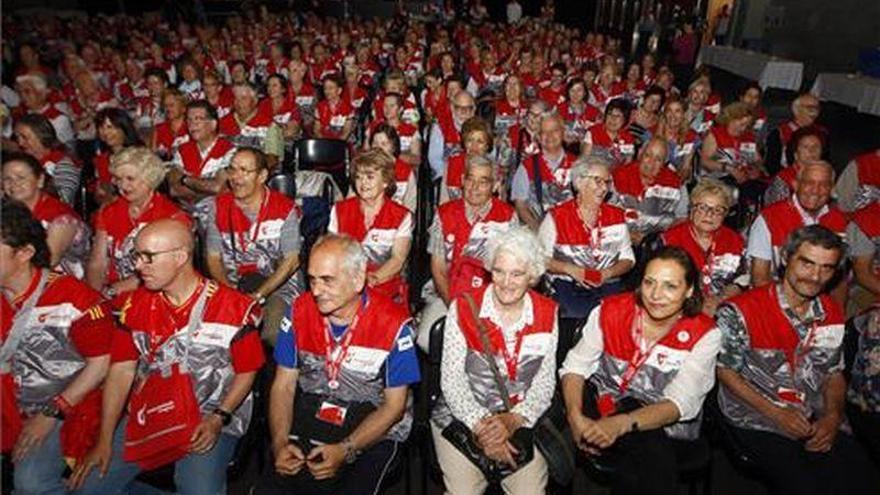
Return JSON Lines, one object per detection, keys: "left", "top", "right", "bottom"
{"left": 71, "top": 219, "right": 265, "bottom": 495}
{"left": 261, "top": 234, "right": 419, "bottom": 494}
{"left": 428, "top": 89, "right": 476, "bottom": 179}
{"left": 765, "top": 93, "right": 829, "bottom": 176}
{"left": 609, "top": 138, "right": 689, "bottom": 244}
{"left": 747, "top": 161, "right": 848, "bottom": 303}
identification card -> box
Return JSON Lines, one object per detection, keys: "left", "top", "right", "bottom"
{"left": 316, "top": 401, "right": 348, "bottom": 426}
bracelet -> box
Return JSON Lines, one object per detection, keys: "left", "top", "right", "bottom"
{"left": 341, "top": 436, "right": 359, "bottom": 464}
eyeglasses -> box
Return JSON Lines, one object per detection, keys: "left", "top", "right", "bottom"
{"left": 491, "top": 267, "right": 529, "bottom": 283}
{"left": 131, "top": 247, "right": 185, "bottom": 265}
{"left": 453, "top": 104, "right": 475, "bottom": 112}
{"left": 692, "top": 203, "right": 728, "bottom": 217}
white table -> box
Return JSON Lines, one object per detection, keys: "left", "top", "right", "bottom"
{"left": 811, "top": 72, "right": 880, "bottom": 117}
{"left": 697, "top": 45, "right": 804, "bottom": 91}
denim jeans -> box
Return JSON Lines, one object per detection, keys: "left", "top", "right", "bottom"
{"left": 14, "top": 421, "right": 68, "bottom": 495}
{"left": 74, "top": 418, "right": 238, "bottom": 495}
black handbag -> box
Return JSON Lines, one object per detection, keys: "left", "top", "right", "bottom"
{"left": 291, "top": 391, "right": 377, "bottom": 454}
{"left": 228, "top": 202, "right": 269, "bottom": 295}
{"left": 443, "top": 294, "right": 576, "bottom": 485}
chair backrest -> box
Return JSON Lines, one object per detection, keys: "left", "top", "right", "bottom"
{"left": 290, "top": 138, "right": 350, "bottom": 195}
{"left": 292, "top": 138, "right": 349, "bottom": 169}
{"left": 266, "top": 173, "right": 296, "bottom": 198}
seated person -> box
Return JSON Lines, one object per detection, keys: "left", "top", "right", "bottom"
{"left": 431, "top": 227, "right": 557, "bottom": 495}
{"left": 847, "top": 305, "right": 880, "bottom": 466}
{"left": 260, "top": 234, "right": 420, "bottom": 494}
{"left": 609, "top": 138, "right": 689, "bottom": 245}
{"left": 441, "top": 116, "right": 493, "bottom": 203}
{"left": 561, "top": 247, "right": 721, "bottom": 495}
{"left": 329, "top": 149, "right": 412, "bottom": 307}
{"left": 0, "top": 200, "right": 113, "bottom": 494}
{"left": 716, "top": 225, "right": 878, "bottom": 495}
{"left": 660, "top": 179, "right": 746, "bottom": 317}
{"left": 540, "top": 155, "right": 633, "bottom": 359}
{"left": 511, "top": 113, "right": 577, "bottom": 230}
{"left": 70, "top": 219, "right": 265, "bottom": 495}
{"left": 203, "top": 147, "right": 303, "bottom": 344}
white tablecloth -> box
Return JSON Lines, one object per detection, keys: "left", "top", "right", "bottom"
{"left": 697, "top": 45, "right": 804, "bottom": 91}
{"left": 811, "top": 73, "right": 880, "bottom": 117}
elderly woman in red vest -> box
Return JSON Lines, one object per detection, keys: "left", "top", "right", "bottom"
{"left": 540, "top": 154, "right": 634, "bottom": 362}
{"left": 432, "top": 226, "right": 557, "bottom": 495}
{"left": 561, "top": 246, "right": 721, "bottom": 495}
{"left": 660, "top": 179, "right": 746, "bottom": 317}
{"left": 86, "top": 146, "right": 190, "bottom": 300}
{"left": 329, "top": 148, "right": 412, "bottom": 307}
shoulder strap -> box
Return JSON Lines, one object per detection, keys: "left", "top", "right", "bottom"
{"left": 462, "top": 292, "right": 513, "bottom": 411}
{"left": 532, "top": 154, "right": 544, "bottom": 216}
{"left": 0, "top": 270, "right": 49, "bottom": 373}
{"left": 179, "top": 280, "right": 213, "bottom": 373}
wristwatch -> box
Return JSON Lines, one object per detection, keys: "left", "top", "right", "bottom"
{"left": 212, "top": 407, "right": 233, "bottom": 426}
{"left": 40, "top": 402, "right": 65, "bottom": 420}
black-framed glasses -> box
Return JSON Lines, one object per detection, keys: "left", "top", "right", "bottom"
{"left": 131, "top": 247, "right": 185, "bottom": 265}
{"left": 692, "top": 203, "right": 728, "bottom": 217}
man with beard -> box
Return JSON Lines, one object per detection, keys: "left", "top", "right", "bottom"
{"left": 716, "top": 225, "right": 878, "bottom": 495}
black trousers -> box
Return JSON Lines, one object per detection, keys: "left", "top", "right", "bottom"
{"left": 728, "top": 425, "right": 880, "bottom": 495}
{"left": 256, "top": 440, "right": 400, "bottom": 495}
{"left": 848, "top": 402, "right": 880, "bottom": 468}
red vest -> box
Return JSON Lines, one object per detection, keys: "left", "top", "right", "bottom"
{"left": 662, "top": 221, "right": 745, "bottom": 295}
{"left": 855, "top": 150, "right": 880, "bottom": 187}
{"left": 177, "top": 138, "right": 236, "bottom": 178}
{"left": 454, "top": 286, "right": 557, "bottom": 407}
{"left": 548, "top": 199, "right": 629, "bottom": 270}
{"left": 585, "top": 124, "right": 636, "bottom": 166}
{"left": 438, "top": 199, "right": 515, "bottom": 299}
{"left": 218, "top": 107, "right": 274, "bottom": 138}
{"left": 154, "top": 120, "right": 190, "bottom": 158}
{"left": 760, "top": 199, "right": 847, "bottom": 258}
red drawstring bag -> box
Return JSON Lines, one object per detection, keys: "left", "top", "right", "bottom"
{"left": 1, "top": 374, "right": 22, "bottom": 454}
{"left": 59, "top": 388, "right": 103, "bottom": 460}
{"left": 123, "top": 366, "right": 201, "bottom": 470}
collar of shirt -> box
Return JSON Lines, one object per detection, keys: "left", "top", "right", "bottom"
{"left": 478, "top": 284, "right": 534, "bottom": 339}
{"left": 543, "top": 150, "right": 564, "bottom": 169}
{"left": 464, "top": 200, "right": 492, "bottom": 223}
{"left": 774, "top": 283, "right": 826, "bottom": 339}
{"left": 791, "top": 194, "right": 829, "bottom": 225}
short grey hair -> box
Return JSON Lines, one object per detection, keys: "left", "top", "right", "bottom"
{"left": 312, "top": 233, "right": 367, "bottom": 277}
{"left": 465, "top": 154, "right": 496, "bottom": 179}
{"left": 570, "top": 154, "right": 612, "bottom": 184}
{"left": 109, "top": 146, "right": 167, "bottom": 190}
{"left": 796, "top": 159, "right": 835, "bottom": 183}
{"left": 487, "top": 226, "right": 547, "bottom": 286}
{"left": 690, "top": 178, "right": 734, "bottom": 209}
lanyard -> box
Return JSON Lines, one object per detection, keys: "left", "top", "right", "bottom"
{"left": 322, "top": 301, "right": 363, "bottom": 390}
{"left": 576, "top": 204, "right": 604, "bottom": 263}
{"left": 618, "top": 308, "right": 665, "bottom": 394}
{"left": 689, "top": 224, "right": 717, "bottom": 291}
{"left": 237, "top": 188, "right": 270, "bottom": 252}
{"left": 491, "top": 320, "right": 527, "bottom": 383}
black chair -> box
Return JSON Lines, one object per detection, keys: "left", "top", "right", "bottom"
{"left": 267, "top": 172, "right": 296, "bottom": 198}
{"left": 286, "top": 138, "right": 351, "bottom": 196}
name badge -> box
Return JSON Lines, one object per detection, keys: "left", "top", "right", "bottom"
{"left": 316, "top": 400, "right": 348, "bottom": 426}
{"left": 740, "top": 142, "right": 757, "bottom": 153}
{"left": 619, "top": 143, "right": 635, "bottom": 155}
{"left": 330, "top": 115, "right": 347, "bottom": 127}
{"left": 296, "top": 96, "right": 314, "bottom": 107}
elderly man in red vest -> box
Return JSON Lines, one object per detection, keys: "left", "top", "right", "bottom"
{"left": 747, "top": 160, "right": 847, "bottom": 304}
{"left": 718, "top": 225, "right": 878, "bottom": 495}
{"left": 261, "top": 234, "right": 420, "bottom": 494}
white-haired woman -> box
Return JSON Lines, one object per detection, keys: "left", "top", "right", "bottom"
{"left": 431, "top": 226, "right": 558, "bottom": 495}
{"left": 660, "top": 179, "right": 746, "bottom": 316}
{"left": 540, "top": 155, "right": 635, "bottom": 361}
{"left": 86, "top": 146, "right": 190, "bottom": 298}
